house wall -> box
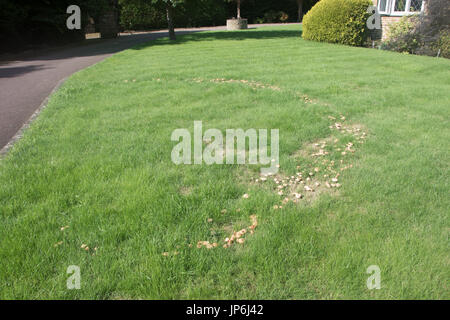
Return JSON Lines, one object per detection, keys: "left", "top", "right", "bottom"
{"left": 380, "top": 16, "right": 403, "bottom": 40}
{"left": 372, "top": 0, "right": 422, "bottom": 40}
{"left": 372, "top": 0, "right": 397, "bottom": 40}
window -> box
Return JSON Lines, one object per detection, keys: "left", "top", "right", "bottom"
{"left": 394, "top": 0, "right": 407, "bottom": 12}
{"left": 378, "top": 0, "right": 388, "bottom": 13}
{"left": 409, "top": 0, "right": 424, "bottom": 12}
{"left": 382, "top": 0, "right": 425, "bottom": 16}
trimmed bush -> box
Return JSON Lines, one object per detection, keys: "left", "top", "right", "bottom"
{"left": 302, "top": 0, "right": 372, "bottom": 46}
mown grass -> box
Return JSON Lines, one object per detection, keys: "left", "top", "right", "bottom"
{"left": 0, "top": 25, "right": 449, "bottom": 299}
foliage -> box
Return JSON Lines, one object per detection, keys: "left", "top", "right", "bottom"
{"left": 119, "top": 0, "right": 227, "bottom": 30}
{"left": 415, "top": 0, "right": 450, "bottom": 58}
{"left": 381, "top": 0, "right": 449, "bottom": 58}
{"left": 119, "top": 0, "right": 166, "bottom": 30}
{"left": 302, "top": 0, "right": 372, "bottom": 46}
{"left": 232, "top": 0, "right": 318, "bottom": 24}
{"left": 0, "top": 0, "right": 109, "bottom": 53}
{"left": 254, "top": 10, "right": 289, "bottom": 24}
{"left": 434, "top": 30, "right": 450, "bottom": 58}
{"left": 382, "top": 16, "right": 421, "bottom": 54}
{"left": 175, "top": 0, "right": 228, "bottom": 28}
{"left": 0, "top": 0, "right": 320, "bottom": 52}
{"left": 118, "top": 0, "right": 319, "bottom": 30}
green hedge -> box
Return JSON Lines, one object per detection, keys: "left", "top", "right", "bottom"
{"left": 119, "top": 0, "right": 167, "bottom": 30}
{"left": 0, "top": 0, "right": 108, "bottom": 53}
{"left": 302, "top": 0, "right": 371, "bottom": 46}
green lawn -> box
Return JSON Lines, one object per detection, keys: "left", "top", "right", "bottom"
{"left": 1, "top": 25, "right": 449, "bottom": 299}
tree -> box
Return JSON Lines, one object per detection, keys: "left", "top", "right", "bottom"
{"left": 152, "top": 0, "right": 184, "bottom": 40}
{"left": 165, "top": 1, "right": 176, "bottom": 40}
{"left": 227, "top": 0, "right": 244, "bottom": 19}
{"left": 294, "top": 0, "right": 320, "bottom": 22}
{"left": 236, "top": 0, "right": 242, "bottom": 18}
{"left": 296, "top": 0, "right": 303, "bottom": 22}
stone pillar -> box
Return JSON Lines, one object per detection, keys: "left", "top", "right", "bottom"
{"left": 226, "top": 18, "right": 248, "bottom": 30}
{"left": 84, "top": 16, "right": 96, "bottom": 34}
{"left": 100, "top": 0, "right": 118, "bottom": 39}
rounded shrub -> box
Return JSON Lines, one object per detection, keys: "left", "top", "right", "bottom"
{"left": 302, "top": 0, "right": 372, "bottom": 46}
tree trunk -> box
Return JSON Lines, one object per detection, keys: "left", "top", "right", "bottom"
{"left": 237, "top": 0, "right": 241, "bottom": 19}
{"left": 297, "top": 0, "right": 303, "bottom": 22}
{"left": 166, "top": 3, "right": 176, "bottom": 40}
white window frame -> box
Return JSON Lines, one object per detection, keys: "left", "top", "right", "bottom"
{"left": 377, "top": 0, "right": 389, "bottom": 14}
{"left": 378, "top": 0, "right": 425, "bottom": 16}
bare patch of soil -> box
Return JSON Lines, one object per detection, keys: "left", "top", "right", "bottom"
{"left": 245, "top": 114, "right": 368, "bottom": 208}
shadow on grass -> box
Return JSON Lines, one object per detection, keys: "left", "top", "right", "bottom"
{"left": 0, "top": 29, "right": 302, "bottom": 64}
{"left": 130, "top": 29, "right": 303, "bottom": 51}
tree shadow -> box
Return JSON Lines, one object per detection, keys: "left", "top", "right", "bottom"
{"left": 0, "top": 65, "right": 49, "bottom": 78}
{"left": 0, "top": 28, "right": 302, "bottom": 64}
{"left": 130, "top": 29, "right": 303, "bottom": 51}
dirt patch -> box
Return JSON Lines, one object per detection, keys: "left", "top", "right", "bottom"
{"left": 191, "top": 78, "right": 335, "bottom": 109}
{"left": 162, "top": 214, "right": 259, "bottom": 256}
{"left": 179, "top": 186, "right": 193, "bottom": 196}
{"left": 246, "top": 114, "right": 368, "bottom": 207}
{"left": 191, "top": 77, "right": 281, "bottom": 91}
{"left": 164, "top": 115, "right": 367, "bottom": 257}
{"left": 188, "top": 78, "right": 332, "bottom": 108}
{"left": 295, "top": 93, "right": 322, "bottom": 105}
